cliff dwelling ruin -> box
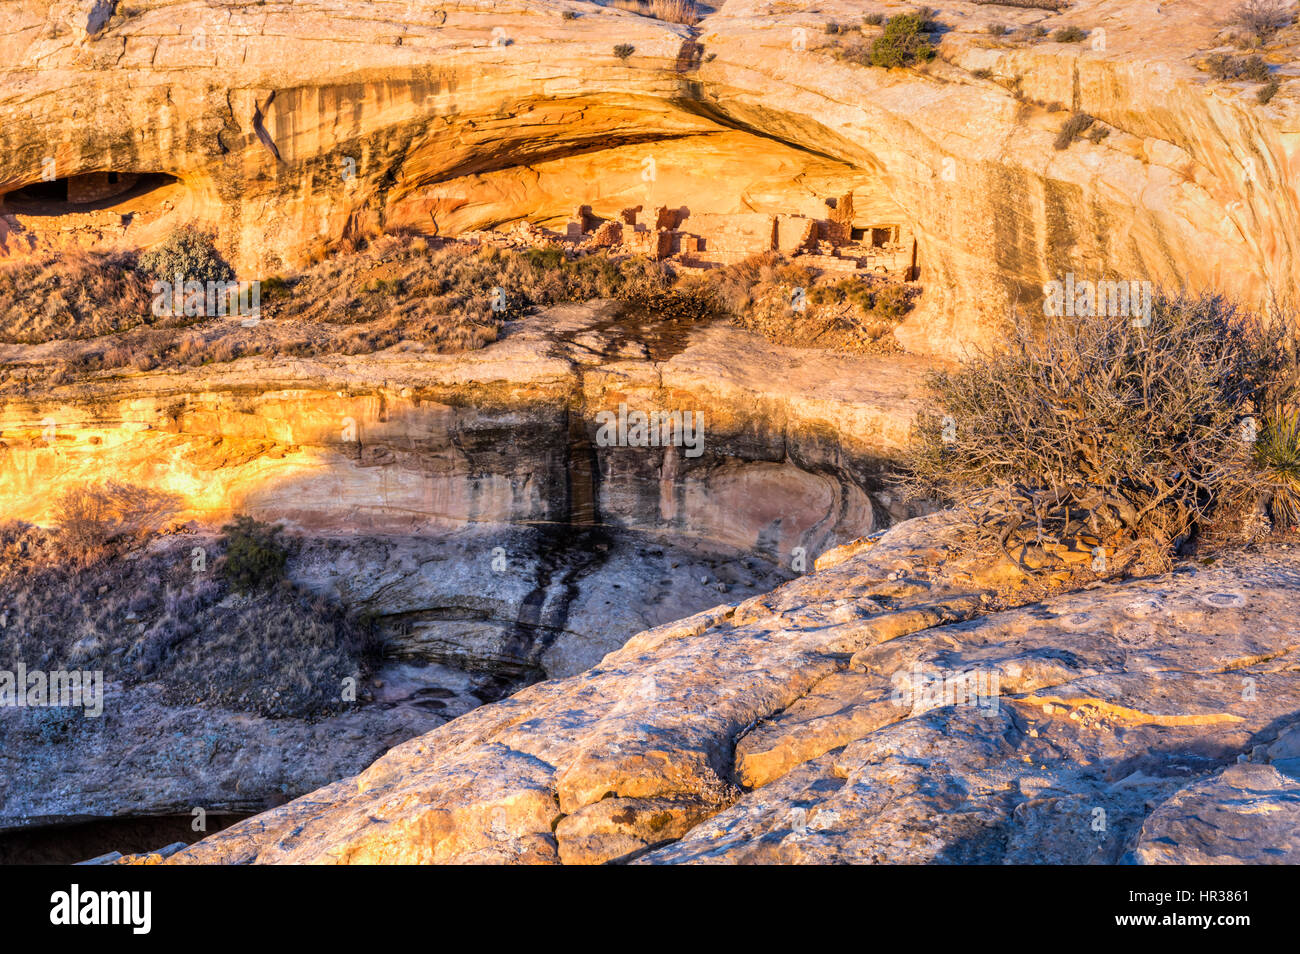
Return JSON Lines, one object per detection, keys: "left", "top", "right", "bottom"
{"left": 0, "top": 171, "right": 187, "bottom": 258}
{"left": 550, "top": 191, "right": 918, "bottom": 280}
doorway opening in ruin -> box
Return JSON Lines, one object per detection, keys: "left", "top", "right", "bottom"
{"left": 0, "top": 171, "right": 181, "bottom": 216}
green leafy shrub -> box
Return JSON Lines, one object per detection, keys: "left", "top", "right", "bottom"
{"left": 138, "top": 226, "right": 235, "bottom": 286}
{"left": 868, "top": 13, "right": 937, "bottom": 67}
{"left": 219, "top": 515, "right": 288, "bottom": 593}
{"left": 1255, "top": 408, "right": 1300, "bottom": 528}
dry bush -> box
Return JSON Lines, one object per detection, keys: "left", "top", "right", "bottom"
{"left": 0, "top": 251, "right": 154, "bottom": 344}
{"left": 1227, "top": 0, "right": 1295, "bottom": 45}
{"left": 1054, "top": 112, "right": 1095, "bottom": 149}
{"left": 608, "top": 0, "right": 701, "bottom": 25}
{"left": 903, "top": 291, "right": 1297, "bottom": 573}
{"left": 52, "top": 481, "right": 181, "bottom": 565}
{"left": 1206, "top": 52, "right": 1272, "bottom": 81}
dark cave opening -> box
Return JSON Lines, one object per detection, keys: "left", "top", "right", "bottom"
{"left": 0, "top": 171, "right": 181, "bottom": 216}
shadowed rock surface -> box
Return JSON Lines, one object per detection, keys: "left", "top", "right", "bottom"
{"left": 162, "top": 513, "right": 1300, "bottom": 864}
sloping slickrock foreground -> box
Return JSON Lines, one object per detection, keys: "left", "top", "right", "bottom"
{"left": 168, "top": 514, "right": 1300, "bottom": 864}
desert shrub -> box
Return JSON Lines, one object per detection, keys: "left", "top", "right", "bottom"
{"left": 987, "top": 22, "right": 1010, "bottom": 35}
{"left": 1053, "top": 25, "right": 1087, "bottom": 42}
{"left": 868, "top": 13, "right": 937, "bottom": 67}
{"left": 1086, "top": 124, "right": 1111, "bottom": 143}
{"left": 1054, "top": 112, "right": 1095, "bottom": 149}
{"left": 1206, "top": 52, "right": 1272, "bottom": 81}
{"left": 864, "top": 12, "right": 885, "bottom": 25}
{"left": 52, "top": 481, "right": 181, "bottom": 565}
{"left": 259, "top": 274, "right": 292, "bottom": 301}
{"left": 825, "top": 20, "right": 845, "bottom": 34}
{"left": 0, "top": 252, "right": 153, "bottom": 344}
{"left": 1254, "top": 408, "right": 1300, "bottom": 528}
{"left": 871, "top": 282, "right": 918, "bottom": 319}
{"left": 138, "top": 225, "right": 235, "bottom": 287}
{"left": 613, "top": 43, "right": 635, "bottom": 59}
{"left": 903, "top": 291, "right": 1296, "bottom": 571}
{"left": 219, "top": 515, "right": 288, "bottom": 593}
{"left": 1257, "top": 78, "right": 1281, "bottom": 102}
{"left": 1227, "top": 0, "right": 1295, "bottom": 45}
{"left": 562, "top": 9, "right": 579, "bottom": 19}
{"left": 972, "top": 67, "right": 994, "bottom": 79}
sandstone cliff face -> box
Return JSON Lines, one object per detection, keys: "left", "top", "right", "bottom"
{"left": 0, "top": 304, "right": 924, "bottom": 838}
{"left": 0, "top": 303, "right": 922, "bottom": 678}
{"left": 2, "top": 1, "right": 1296, "bottom": 359}
{"left": 0, "top": 303, "right": 920, "bottom": 546}
{"left": 163, "top": 512, "right": 1300, "bottom": 865}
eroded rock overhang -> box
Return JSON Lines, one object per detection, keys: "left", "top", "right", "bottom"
{"left": 1, "top": 0, "right": 1296, "bottom": 359}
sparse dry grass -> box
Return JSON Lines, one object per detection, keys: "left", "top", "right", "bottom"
{"left": 0, "top": 521, "right": 380, "bottom": 718}
{"left": 608, "top": 0, "right": 701, "bottom": 25}
{"left": 0, "top": 251, "right": 155, "bottom": 344}
{"left": 680, "top": 252, "right": 915, "bottom": 352}
{"left": 2, "top": 232, "right": 922, "bottom": 385}
{"left": 51, "top": 481, "right": 181, "bottom": 566}
{"left": 969, "top": 0, "right": 1066, "bottom": 9}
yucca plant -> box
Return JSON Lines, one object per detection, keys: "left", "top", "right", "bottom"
{"left": 1254, "top": 407, "right": 1300, "bottom": 529}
